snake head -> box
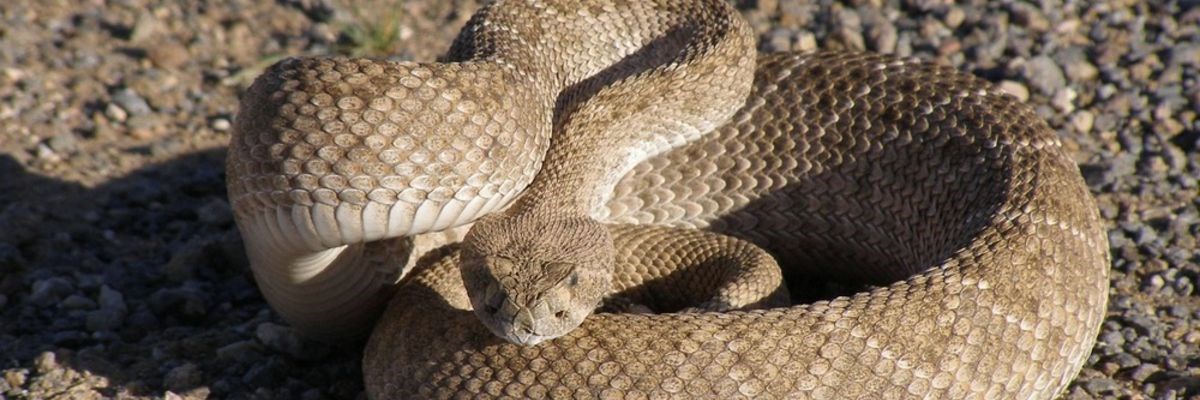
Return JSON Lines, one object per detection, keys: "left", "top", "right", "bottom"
{"left": 460, "top": 213, "right": 613, "bottom": 345}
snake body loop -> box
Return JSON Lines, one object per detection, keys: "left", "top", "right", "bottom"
{"left": 227, "top": 0, "right": 1109, "bottom": 398}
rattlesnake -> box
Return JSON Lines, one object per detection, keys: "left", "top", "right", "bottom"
{"left": 226, "top": 0, "right": 1109, "bottom": 398}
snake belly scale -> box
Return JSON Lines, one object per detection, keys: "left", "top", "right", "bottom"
{"left": 225, "top": 0, "right": 1109, "bottom": 398}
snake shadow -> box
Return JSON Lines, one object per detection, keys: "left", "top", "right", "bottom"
{"left": 0, "top": 150, "right": 364, "bottom": 399}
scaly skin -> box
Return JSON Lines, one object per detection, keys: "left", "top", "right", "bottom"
{"left": 226, "top": 0, "right": 1109, "bottom": 398}
{"left": 362, "top": 52, "right": 1109, "bottom": 399}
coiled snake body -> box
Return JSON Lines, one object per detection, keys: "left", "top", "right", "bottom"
{"left": 227, "top": 0, "right": 1109, "bottom": 398}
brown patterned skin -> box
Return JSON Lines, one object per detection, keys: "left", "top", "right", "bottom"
{"left": 226, "top": 0, "right": 1109, "bottom": 398}
{"left": 362, "top": 52, "right": 1109, "bottom": 399}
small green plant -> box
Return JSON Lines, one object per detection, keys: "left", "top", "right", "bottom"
{"left": 338, "top": 1, "right": 407, "bottom": 57}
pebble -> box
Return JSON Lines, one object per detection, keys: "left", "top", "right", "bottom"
{"left": 164, "top": 363, "right": 203, "bottom": 392}
{"left": 1108, "top": 352, "right": 1140, "bottom": 370}
{"left": 146, "top": 41, "right": 190, "bottom": 69}
{"left": 210, "top": 118, "right": 231, "bottom": 132}
{"left": 98, "top": 285, "right": 126, "bottom": 312}
{"left": 60, "top": 294, "right": 97, "bottom": 310}
{"left": 1126, "top": 364, "right": 1160, "bottom": 381}
{"left": 1021, "top": 55, "right": 1067, "bottom": 95}
{"left": 1082, "top": 378, "right": 1120, "bottom": 396}
{"left": 46, "top": 132, "right": 78, "bottom": 154}
{"left": 112, "top": 88, "right": 152, "bottom": 116}
{"left": 33, "top": 351, "right": 57, "bottom": 374}
{"left": 28, "top": 277, "right": 73, "bottom": 307}
{"left": 997, "top": 80, "right": 1030, "bottom": 102}
{"left": 215, "top": 340, "right": 262, "bottom": 363}
{"left": 85, "top": 307, "right": 125, "bottom": 332}
{"left": 196, "top": 198, "right": 232, "bottom": 226}
{"left": 126, "top": 114, "right": 163, "bottom": 139}
{"left": 255, "top": 322, "right": 306, "bottom": 359}
{"left": 104, "top": 103, "right": 128, "bottom": 122}
{"left": 162, "top": 240, "right": 208, "bottom": 282}
{"left": 4, "top": 369, "right": 28, "bottom": 388}
{"left": 148, "top": 287, "right": 211, "bottom": 320}
{"left": 1070, "top": 111, "right": 1095, "bottom": 133}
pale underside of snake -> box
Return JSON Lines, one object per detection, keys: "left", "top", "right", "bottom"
{"left": 225, "top": 0, "right": 1110, "bottom": 398}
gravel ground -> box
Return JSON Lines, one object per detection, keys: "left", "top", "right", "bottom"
{"left": 0, "top": 0, "right": 1196, "bottom": 399}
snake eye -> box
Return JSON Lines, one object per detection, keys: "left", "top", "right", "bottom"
{"left": 568, "top": 272, "right": 580, "bottom": 287}
{"left": 555, "top": 310, "right": 567, "bottom": 319}
{"left": 484, "top": 304, "right": 499, "bottom": 314}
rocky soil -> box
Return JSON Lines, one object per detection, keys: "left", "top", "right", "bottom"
{"left": 0, "top": 0, "right": 1197, "bottom": 399}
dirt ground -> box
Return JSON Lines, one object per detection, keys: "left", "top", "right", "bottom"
{"left": 0, "top": 0, "right": 1197, "bottom": 399}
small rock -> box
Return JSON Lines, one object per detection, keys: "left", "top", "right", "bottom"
{"left": 867, "top": 18, "right": 898, "bottom": 53}
{"left": 997, "top": 80, "right": 1030, "bottom": 102}
{"left": 98, "top": 285, "right": 127, "bottom": 312}
{"left": 794, "top": 31, "right": 816, "bottom": 52}
{"left": 301, "top": 388, "right": 324, "bottom": 400}
{"left": 943, "top": 6, "right": 965, "bottom": 28}
{"left": 1124, "top": 314, "right": 1160, "bottom": 336}
{"left": 46, "top": 132, "right": 78, "bottom": 154}
{"left": 216, "top": 340, "right": 263, "bottom": 363}
{"left": 33, "top": 351, "right": 57, "bottom": 374}
{"left": 1108, "top": 352, "right": 1140, "bottom": 369}
{"left": 29, "top": 277, "right": 74, "bottom": 307}
{"left": 1063, "top": 58, "right": 1099, "bottom": 82}
{"left": 162, "top": 240, "right": 208, "bottom": 282}
{"left": 130, "top": 12, "right": 168, "bottom": 43}
{"left": 146, "top": 41, "right": 190, "bottom": 69}
{"left": 255, "top": 322, "right": 306, "bottom": 358}
{"left": 0, "top": 242, "right": 23, "bottom": 271}
{"left": 127, "top": 114, "right": 164, "bottom": 139}
{"left": 1070, "top": 111, "right": 1095, "bottom": 133}
{"left": 210, "top": 118, "right": 231, "bottom": 132}
{"left": 1022, "top": 56, "right": 1066, "bottom": 95}
{"left": 149, "top": 287, "right": 211, "bottom": 320}
{"left": 4, "top": 368, "right": 28, "bottom": 388}
{"left": 60, "top": 294, "right": 97, "bottom": 310}
{"left": 1160, "top": 374, "right": 1200, "bottom": 394}
{"left": 1100, "top": 330, "right": 1126, "bottom": 347}
{"left": 196, "top": 198, "right": 232, "bottom": 226}
{"left": 126, "top": 306, "right": 160, "bottom": 330}
{"left": 1126, "top": 364, "right": 1160, "bottom": 382}
{"left": 35, "top": 143, "right": 60, "bottom": 162}
{"left": 1081, "top": 377, "right": 1119, "bottom": 395}
{"left": 164, "top": 363, "right": 203, "bottom": 392}
{"left": 86, "top": 307, "right": 126, "bottom": 332}
{"left": 51, "top": 330, "right": 88, "bottom": 346}
{"left": 112, "top": 88, "right": 152, "bottom": 116}
{"left": 1167, "top": 43, "right": 1200, "bottom": 67}
{"left": 242, "top": 358, "right": 286, "bottom": 387}
{"left": 105, "top": 103, "right": 128, "bottom": 122}
{"left": 1051, "top": 88, "right": 1076, "bottom": 113}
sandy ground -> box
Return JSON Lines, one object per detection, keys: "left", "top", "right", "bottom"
{"left": 0, "top": 0, "right": 1197, "bottom": 399}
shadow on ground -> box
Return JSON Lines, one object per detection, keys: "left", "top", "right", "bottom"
{"left": 0, "top": 150, "right": 364, "bottom": 399}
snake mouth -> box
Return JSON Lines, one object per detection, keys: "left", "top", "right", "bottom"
{"left": 476, "top": 314, "right": 554, "bottom": 346}
{"left": 505, "top": 331, "right": 551, "bottom": 346}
